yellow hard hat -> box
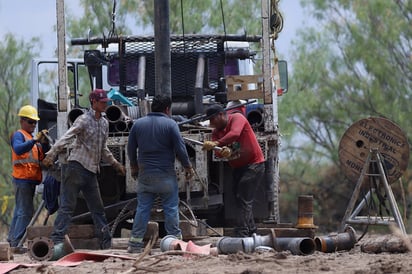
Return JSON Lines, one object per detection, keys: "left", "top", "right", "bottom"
{"left": 18, "top": 105, "right": 40, "bottom": 121}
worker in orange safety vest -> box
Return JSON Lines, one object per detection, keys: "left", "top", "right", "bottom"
{"left": 7, "top": 105, "right": 49, "bottom": 249}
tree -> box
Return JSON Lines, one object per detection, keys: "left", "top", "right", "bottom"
{"left": 65, "top": 0, "right": 262, "bottom": 57}
{"left": 278, "top": 0, "right": 412, "bottom": 230}
{"left": 0, "top": 34, "right": 40, "bottom": 227}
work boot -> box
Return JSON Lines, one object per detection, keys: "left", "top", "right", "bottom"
{"left": 51, "top": 242, "right": 65, "bottom": 261}
{"left": 234, "top": 227, "right": 249, "bottom": 238}
{"left": 100, "top": 236, "right": 112, "bottom": 249}
{"left": 127, "top": 241, "right": 144, "bottom": 254}
{"left": 100, "top": 226, "right": 112, "bottom": 249}
{"left": 248, "top": 227, "right": 257, "bottom": 237}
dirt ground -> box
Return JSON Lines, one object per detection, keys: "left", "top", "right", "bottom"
{"left": 5, "top": 234, "right": 412, "bottom": 274}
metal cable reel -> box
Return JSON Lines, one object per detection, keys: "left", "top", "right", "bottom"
{"left": 338, "top": 117, "right": 409, "bottom": 185}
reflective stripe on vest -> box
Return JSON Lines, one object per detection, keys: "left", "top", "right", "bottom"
{"left": 11, "top": 129, "right": 42, "bottom": 181}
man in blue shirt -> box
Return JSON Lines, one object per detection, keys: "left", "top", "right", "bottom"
{"left": 127, "top": 95, "right": 194, "bottom": 253}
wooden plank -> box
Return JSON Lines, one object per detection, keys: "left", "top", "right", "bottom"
{"left": 227, "top": 90, "right": 264, "bottom": 100}
{"left": 27, "top": 224, "right": 95, "bottom": 240}
{"left": 226, "top": 75, "right": 264, "bottom": 100}
{"left": 70, "top": 238, "right": 100, "bottom": 250}
{"left": 180, "top": 221, "right": 198, "bottom": 239}
{"left": 119, "top": 221, "right": 159, "bottom": 241}
{"left": 0, "top": 242, "right": 11, "bottom": 261}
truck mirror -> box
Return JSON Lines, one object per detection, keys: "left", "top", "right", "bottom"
{"left": 278, "top": 60, "right": 288, "bottom": 94}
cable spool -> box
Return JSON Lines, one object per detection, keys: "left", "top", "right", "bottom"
{"left": 338, "top": 117, "right": 409, "bottom": 184}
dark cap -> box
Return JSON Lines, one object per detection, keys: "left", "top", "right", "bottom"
{"left": 205, "top": 104, "right": 225, "bottom": 119}
{"left": 89, "top": 89, "right": 109, "bottom": 102}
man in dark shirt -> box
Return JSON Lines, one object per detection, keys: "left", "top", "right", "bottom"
{"left": 127, "top": 94, "right": 194, "bottom": 253}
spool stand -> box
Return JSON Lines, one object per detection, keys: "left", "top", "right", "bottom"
{"left": 339, "top": 148, "right": 406, "bottom": 235}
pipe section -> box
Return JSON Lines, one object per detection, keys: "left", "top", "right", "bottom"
{"left": 296, "top": 195, "right": 317, "bottom": 229}
{"left": 68, "top": 108, "right": 85, "bottom": 125}
{"left": 28, "top": 236, "right": 54, "bottom": 261}
{"left": 216, "top": 231, "right": 315, "bottom": 256}
{"left": 315, "top": 226, "right": 357, "bottom": 253}
{"left": 105, "top": 105, "right": 134, "bottom": 133}
{"left": 247, "top": 108, "right": 264, "bottom": 129}
{"left": 106, "top": 105, "right": 127, "bottom": 123}
{"left": 160, "top": 235, "right": 185, "bottom": 251}
{"left": 28, "top": 235, "right": 75, "bottom": 261}
{"left": 274, "top": 237, "right": 316, "bottom": 255}
{"left": 115, "top": 120, "right": 133, "bottom": 132}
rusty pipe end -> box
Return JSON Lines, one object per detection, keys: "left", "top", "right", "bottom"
{"left": 315, "top": 236, "right": 335, "bottom": 253}
{"left": 296, "top": 195, "right": 318, "bottom": 229}
{"left": 28, "top": 236, "right": 54, "bottom": 261}
{"left": 315, "top": 226, "right": 357, "bottom": 253}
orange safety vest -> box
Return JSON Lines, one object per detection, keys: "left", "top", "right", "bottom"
{"left": 11, "top": 129, "right": 43, "bottom": 182}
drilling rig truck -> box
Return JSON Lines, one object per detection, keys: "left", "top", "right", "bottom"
{"left": 30, "top": 0, "right": 288, "bottom": 237}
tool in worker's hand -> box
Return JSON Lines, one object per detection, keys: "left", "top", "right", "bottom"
{"left": 42, "top": 130, "right": 54, "bottom": 145}
{"left": 35, "top": 129, "right": 54, "bottom": 145}
{"left": 183, "top": 137, "right": 222, "bottom": 151}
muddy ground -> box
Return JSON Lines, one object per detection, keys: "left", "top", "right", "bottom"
{"left": 5, "top": 234, "right": 412, "bottom": 274}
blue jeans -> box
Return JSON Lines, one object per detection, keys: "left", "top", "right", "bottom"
{"left": 130, "top": 172, "right": 181, "bottom": 244}
{"left": 7, "top": 182, "right": 36, "bottom": 247}
{"left": 50, "top": 161, "right": 111, "bottom": 247}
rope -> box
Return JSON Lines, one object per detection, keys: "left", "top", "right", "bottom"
{"left": 108, "top": 0, "right": 118, "bottom": 38}
{"left": 270, "top": 0, "right": 284, "bottom": 39}
{"left": 219, "top": 0, "right": 227, "bottom": 39}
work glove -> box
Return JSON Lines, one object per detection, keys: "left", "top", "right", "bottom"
{"left": 113, "top": 161, "right": 126, "bottom": 176}
{"left": 185, "top": 167, "right": 195, "bottom": 181}
{"left": 33, "top": 130, "right": 45, "bottom": 142}
{"left": 42, "top": 153, "right": 55, "bottom": 168}
{"left": 220, "top": 146, "right": 232, "bottom": 158}
{"left": 130, "top": 164, "right": 139, "bottom": 180}
{"left": 202, "top": 141, "right": 219, "bottom": 151}
{"left": 34, "top": 130, "right": 49, "bottom": 144}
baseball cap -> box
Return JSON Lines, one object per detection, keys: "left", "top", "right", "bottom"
{"left": 89, "top": 89, "right": 109, "bottom": 102}
{"left": 205, "top": 104, "right": 225, "bottom": 119}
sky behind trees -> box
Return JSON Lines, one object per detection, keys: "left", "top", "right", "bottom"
{"left": 0, "top": 0, "right": 308, "bottom": 60}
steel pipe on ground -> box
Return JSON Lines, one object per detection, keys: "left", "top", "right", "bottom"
{"left": 216, "top": 232, "right": 316, "bottom": 256}
{"left": 315, "top": 226, "right": 357, "bottom": 253}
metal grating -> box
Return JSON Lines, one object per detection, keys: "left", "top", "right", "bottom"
{"left": 107, "top": 35, "right": 260, "bottom": 103}
{"left": 117, "top": 38, "right": 224, "bottom": 99}
{"left": 108, "top": 145, "right": 123, "bottom": 163}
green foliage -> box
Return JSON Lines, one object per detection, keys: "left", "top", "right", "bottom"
{"left": 281, "top": 0, "right": 412, "bottom": 165}
{"left": 132, "top": 0, "right": 261, "bottom": 34}
{"left": 279, "top": 0, "right": 412, "bottom": 231}
{"left": 66, "top": 0, "right": 262, "bottom": 42}
{"left": 0, "top": 34, "right": 39, "bottom": 226}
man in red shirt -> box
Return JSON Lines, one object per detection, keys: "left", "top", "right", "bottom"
{"left": 203, "top": 104, "right": 265, "bottom": 237}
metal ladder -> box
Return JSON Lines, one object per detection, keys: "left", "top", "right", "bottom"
{"left": 339, "top": 148, "right": 406, "bottom": 235}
